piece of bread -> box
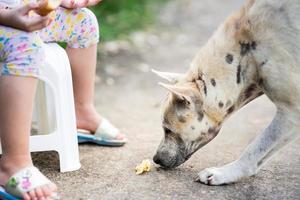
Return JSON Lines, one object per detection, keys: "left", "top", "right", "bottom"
{"left": 35, "top": 0, "right": 61, "bottom": 16}
{"left": 135, "top": 159, "right": 152, "bottom": 175}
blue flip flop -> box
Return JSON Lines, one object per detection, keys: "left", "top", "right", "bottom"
{"left": 0, "top": 188, "right": 20, "bottom": 200}
{"left": 77, "top": 118, "right": 127, "bottom": 147}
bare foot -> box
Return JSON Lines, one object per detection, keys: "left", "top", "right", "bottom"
{"left": 75, "top": 102, "right": 102, "bottom": 133}
{"left": 75, "top": 103, "right": 126, "bottom": 140}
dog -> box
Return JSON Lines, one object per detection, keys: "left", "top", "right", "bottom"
{"left": 152, "top": 0, "right": 300, "bottom": 185}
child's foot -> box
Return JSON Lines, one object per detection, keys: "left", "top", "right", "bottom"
{"left": 0, "top": 157, "right": 57, "bottom": 200}
{"left": 75, "top": 103, "right": 102, "bottom": 132}
{"left": 76, "top": 103, "right": 126, "bottom": 145}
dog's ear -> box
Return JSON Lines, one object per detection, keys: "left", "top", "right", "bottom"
{"left": 158, "top": 82, "right": 193, "bottom": 102}
{"left": 225, "top": 0, "right": 255, "bottom": 42}
{"left": 152, "top": 69, "right": 185, "bottom": 84}
{"left": 245, "top": 0, "right": 255, "bottom": 10}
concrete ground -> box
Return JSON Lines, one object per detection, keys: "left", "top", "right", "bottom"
{"left": 33, "top": 0, "right": 300, "bottom": 199}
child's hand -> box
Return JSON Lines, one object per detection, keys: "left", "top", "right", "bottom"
{"left": 61, "top": 0, "right": 102, "bottom": 9}
{"left": 0, "top": 3, "right": 52, "bottom": 32}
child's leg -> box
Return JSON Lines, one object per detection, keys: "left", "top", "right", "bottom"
{"left": 66, "top": 44, "right": 101, "bottom": 132}
{"left": 45, "top": 8, "right": 101, "bottom": 132}
{"left": 40, "top": 8, "right": 125, "bottom": 140}
{"left": 0, "top": 26, "right": 57, "bottom": 199}
{"left": 0, "top": 76, "right": 35, "bottom": 180}
{"left": 0, "top": 76, "right": 56, "bottom": 199}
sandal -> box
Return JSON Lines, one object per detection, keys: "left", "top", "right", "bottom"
{"left": 0, "top": 166, "right": 58, "bottom": 200}
{"left": 77, "top": 118, "right": 127, "bottom": 146}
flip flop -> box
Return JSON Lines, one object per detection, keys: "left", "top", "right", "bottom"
{"left": 0, "top": 187, "right": 20, "bottom": 200}
{"left": 0, "top": 167, "right": 59, "bottom": 200}
{"left": 77, "top": 118, "right": 127, "bottom": 146}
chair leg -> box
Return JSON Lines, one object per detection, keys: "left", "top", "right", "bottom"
{"left": 38, "top": 43, "right": 81, "bottom": 172}
{"left": 58, "top": 142, "right": 81, "bottom": 172}
{"left": 35, "top": 81, "right": 51, "bottom": 135}
{"left": 54, "top": 82, "right": 81, "bottom": 172}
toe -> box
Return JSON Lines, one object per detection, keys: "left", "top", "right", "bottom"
{"left": 48, "top": 183, "right": 57, "bottom": 193}
{"left": 42, "top": 186, "right": 53, "bottom": 200}
{"left": 41, "top": 185, "right": 51, "bottom": 197}
{"left": 199, "top": 170, "right": 213, "bottom": 185}
{"left": 116, "top": 133, "right": 126, "bottom": 140}
{"left": 22, "top": 192, "right": 31, "bottom": 200}
{"left": 207, "top": 175, "right": 214, "bottom": 185}
{"left": 194, "top": 174, "right": 201, "bottom": 182}
{"left": 29, "top": 189, "right": 37, "bottom": 199}
{"left": 35, "top": 187, "right": 44, "bottom": 199}
{"left": 47, "top": 183, "right": 58, "bottom": 198}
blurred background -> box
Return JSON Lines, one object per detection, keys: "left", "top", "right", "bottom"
{"left": 91, "top": 0, "right": 168, "bottom": 41}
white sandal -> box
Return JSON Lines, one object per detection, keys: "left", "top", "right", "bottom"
{"left": 0, "top": 166, "right": 58, "bottom": 200}
{"left": 78, "top": 118, "right": 127, "bottom": 146}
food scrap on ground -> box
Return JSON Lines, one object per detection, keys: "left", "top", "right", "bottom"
{"left": 135, "top": 159, "right": 152, "bottom": 175}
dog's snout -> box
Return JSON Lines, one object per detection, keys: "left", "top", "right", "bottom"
{"left": 153, "top": 154, "right": 162, "bottom": 165}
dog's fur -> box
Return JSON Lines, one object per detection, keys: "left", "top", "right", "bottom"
{"left": 153, "top": 0, "right": 300, "bottom": 185}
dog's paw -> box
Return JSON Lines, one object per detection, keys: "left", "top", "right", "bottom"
{"left": 194, "top": 167, "right": 235, "bottom": 186}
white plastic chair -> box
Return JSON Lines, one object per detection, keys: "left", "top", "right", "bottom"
{"left": 0, "top": 43, "right": 81, "bottom": 172}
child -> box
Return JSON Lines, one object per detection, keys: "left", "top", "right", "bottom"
{"left": 0, "top": 0, "right": 126, "bottom": 199}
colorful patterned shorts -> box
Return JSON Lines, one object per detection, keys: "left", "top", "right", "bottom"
{"left": 0, "top": 7, "right": 99, "bottom": 77}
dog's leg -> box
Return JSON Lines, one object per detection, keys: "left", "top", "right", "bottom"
{"left": 196, "top": 109, "right": 299, "bottom": 185}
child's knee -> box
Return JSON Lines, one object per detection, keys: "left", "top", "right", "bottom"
{"left": 69, "top": 8, "right": 100, "bottom": 48}
{"left": 1, "top": 30, "right": 45, "bottom": 77}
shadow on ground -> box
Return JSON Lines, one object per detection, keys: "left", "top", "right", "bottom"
{"left": 33, "top": 0, "right": 300, "bottom": 199}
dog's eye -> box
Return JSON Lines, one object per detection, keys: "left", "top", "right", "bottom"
{"left": 225, "top": 54, "right": 233, "bottom": 64}
{"left": 163, "top": 127, "right": 172, "bottom": 134}
{"left": 177, "top": 98, "right": 190, "bottom": 108}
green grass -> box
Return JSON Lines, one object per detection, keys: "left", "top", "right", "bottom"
{"left": 90, "top": 0, "right": 167, "bottom": 41}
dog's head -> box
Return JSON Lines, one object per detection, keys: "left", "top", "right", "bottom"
{"left": 153, "top": 1, "right": 263, "bottom": 168}
{"left": 152, "top": 76, "right": 222, "bottom": 168}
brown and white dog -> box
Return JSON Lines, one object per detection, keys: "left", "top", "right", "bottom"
{"left": 153, "top": 0, "right": 300, "bottom": 185}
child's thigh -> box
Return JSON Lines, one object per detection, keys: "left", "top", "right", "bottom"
{"left": 0, "top": 26, "right": 45, "bottom": 77}
{"left": 40, "top": 7, "right": 99, "bottom": 48}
